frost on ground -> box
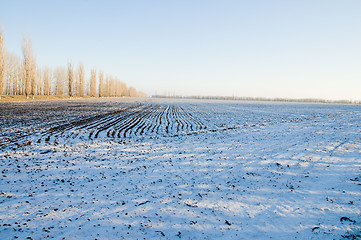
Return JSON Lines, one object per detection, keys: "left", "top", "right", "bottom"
{"left": 0, "top": 99, "right": 360, "bottom": 239}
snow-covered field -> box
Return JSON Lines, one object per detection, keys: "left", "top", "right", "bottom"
{"left": 1, "top": 98, "right": 360, "bottom": 239}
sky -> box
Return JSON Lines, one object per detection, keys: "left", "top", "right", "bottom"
{"left": 0, "top": 0, "right": 360, "bottom": 100}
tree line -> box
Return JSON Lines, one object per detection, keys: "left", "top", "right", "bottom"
{"left": 0, "top": 24, "right": 145, "bottom": 99}
{"left": 153, "top": 94, "right": 361, "bottom": 105}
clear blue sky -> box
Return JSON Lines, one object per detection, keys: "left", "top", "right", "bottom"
{"left": 1, "top": 0, "right": 360, "bottom": 100}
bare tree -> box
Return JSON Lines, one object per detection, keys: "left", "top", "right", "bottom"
{"left": 19, "top": 62, "right": 25, "bottom": 95}
{"left": 90, "top": 68, "right": 97, "bottom": 97}
{"left": 128, "top": 86, "right": 137, "bottom": 97}
{"left": 67, "top": 62, "right": 74, "bottom": 97}
{"left": 5, "top": 55, "right": 12, "bottom": 95}
{"left": 98, "top": 71, "right": 104, "bottom": 98}
{"left": 43, "top": 67, "right": 51, "bottom": 96}
{"left": 36, "top": 67, "right": 43, "bottom": 96}
{"left": 77, "top": 63, "right": 85, "bottom": 97}
{"left": 22, "top": 37, "right": 30, "bottom": 99}
{"left": 0, "top": 22, "right": 144, "bottom": 100}
{"left": 7, "top": 53, "right": 24, "bottom": 96}
{"left": 74, "top": 66, "right": 79, "bottom": 96}
{"left": 29, "top": 55, "right": 37, "bottom": 99}
{"left": 105, "top": 75, "right": 110, "bottom": 97}
{"left": 120, "top": 81, "right": 127, "bottom": 97}
{"left": 115, "top": 78, "right": 120, "bottom": 96}
{"left": 22, "top": 35, "right": 35, "bottom": 99}
{"left": 0, "top": 24, "right": 6, "bottom": 99}
{"left": 5, "top": 53, "right": 18, "bottom": 95}
{"left": 54, "top": 67, "right": 66, "bottom": 96}
{"left": 109, "top": 76, "right": 115, "bottom": 97}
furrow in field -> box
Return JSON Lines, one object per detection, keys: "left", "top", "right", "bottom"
{"left": 165, "top": 105, "right": 175, "bottom": 134}
{"left": 179, "top": 106, "right": 207, "bottom": 131}
{"left": 162, "top": 106, "right": 169, "bottom": 134}
{"left": 154, "top": 105, "right": 167, "bottom": 134}
{"left": 127, "top": 105, "right": 159, "bottom": 137}
{"left": 150, "top": 105, "right": 165, "bottom": 134}
{"left": 178, "top": 106, "right": 194, "bottom": 131}
{"left": 0, "top": 103, "right": 210, "bottom": 147}
{"left": 110, "top": 112, "right": 142, "bottom": 137}
{"left": 0, "top": 133, "right": 33, "bottom": 149}
{"left": 168, "top": 105, "right": 176, "bottom": 133}
{"left": 145, "top": 105, "right": 164, "bottom": 134}
{"left": 42, "top": 106, "right": 142, "bottom": 140}
{"left": 84, "top": 107, "right": 140, "bottom": 137}
{"left": 171, "top": 106, "right": 182, "bottom": 133}
{"left": 114, "top": 105, "right": 154, "bottom": 138}
{"left": 175, "top": 105, "right": 190, "bottom": 131}
{"left": 121, "top": 106, "right": 156, "bottom": 138}
{"left": 174, "top": 105, "right": 186, "bottom": 131}
{"left": 93, "top": 105, "right": 147, "bottom": 138}
{"left": 136, "top": 106, "right": 161, "bottom": 136}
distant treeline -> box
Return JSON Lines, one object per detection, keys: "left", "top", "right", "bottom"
{"left": 0, "top": 23, "right": 146, "bottom": 99}
{"left": 153, "top": 95, "right": 361, "bottom": 105}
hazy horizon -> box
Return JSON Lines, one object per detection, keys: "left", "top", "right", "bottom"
{"left": 1, "top": 0, "right": 360, "bottom": 101}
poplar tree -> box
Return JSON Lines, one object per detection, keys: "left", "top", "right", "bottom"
{"left": 54, "top": 67, "right": 66, "bottom": 96}
{"left": 98, "top": 71, "right": 104, "bottom": 98}
{"left": 90, "top": 68, "right": 97, "bottom": 97}
{"left": 22, "top": 36, "right": 33, "bottom": 99}
{"left": 36, "top": 67, "right": 42, "bottom": 95}
{"left": 120, "top": 82, "right": 127, "bottom": 97}
{"left": 128, "top": 86, "right": 136, "bottom": 97}
{"left": 30, "top": 55, "right": 37, "bottom": 99}
{"left": 0, "top": 22, "right": 142, "bottom": 99}
{"left": 43, "top": 67, "right": 51, "bottom": 96}
{"left": 105, "top": 75, "right": 110, "bottom": 97}
{"left": 68, "top": 62, "right": 74, "bottom": 97}
{"left": 77, "top": 64, "right": 85, "bottom": 97}
{"left": 0, "top": 24, "right": 6, "bottom": 99}
{"left": 5, "top": 55, "right": 13, "bottom": 95}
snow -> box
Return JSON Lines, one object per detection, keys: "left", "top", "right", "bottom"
{"left": 0, "top": 99, "right": 360, "bottom": 239}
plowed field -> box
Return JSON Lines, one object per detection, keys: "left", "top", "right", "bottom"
{"left": 1, "top": 98, "right": 360, "bottom": 239}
